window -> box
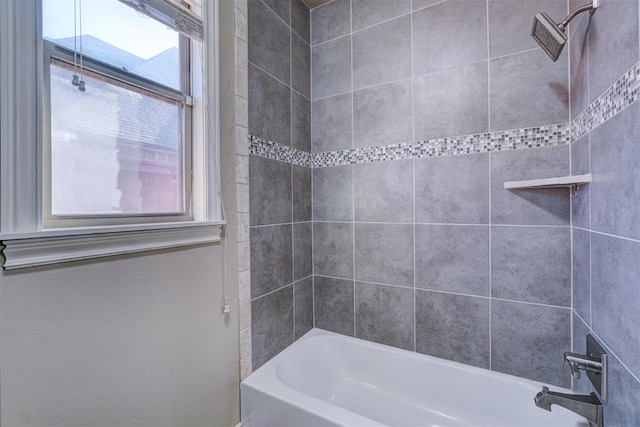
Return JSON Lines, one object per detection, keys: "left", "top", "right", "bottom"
{"left": 0, "top": 0, "right": 222, "bottom": 269}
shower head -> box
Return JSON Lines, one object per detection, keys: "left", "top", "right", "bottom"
{"left": 531, "top": 12, "right": 567, "bottom": 62}
{"left": 531, "top": 1, "right": 597, "bottom": 62}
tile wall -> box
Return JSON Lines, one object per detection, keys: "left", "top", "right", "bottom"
{"left": 568, "top": 0, "right": 640, "bottom": 423}
{"left": 247, "top": 0, "right": 313, "bottom": 370}
{"left": 310, "top": 0, "right": 574, "bottom": 388}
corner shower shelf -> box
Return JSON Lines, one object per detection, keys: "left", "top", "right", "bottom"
{"left": 504, "top": 173, "right": 592, "bottom": 198}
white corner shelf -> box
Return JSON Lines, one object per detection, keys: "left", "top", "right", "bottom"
{"left": 504, "top": 173, "right": 592, "bottom": 198}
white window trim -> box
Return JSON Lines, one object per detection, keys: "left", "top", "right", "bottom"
{"left": 0, "top": 0, "right": 223, "bottom": 270}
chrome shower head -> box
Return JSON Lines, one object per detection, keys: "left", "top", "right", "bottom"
{"left": 531, "top": 12, "right": 567, "bottom": 62}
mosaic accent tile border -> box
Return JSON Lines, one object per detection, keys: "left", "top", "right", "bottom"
{"left": 572, "top": 61, "right": 640, "bottom": 141}
{"left": 249, "top": 123, "right": 571, "bottom": 168}
{"left": 249, "top": 136, "right": 311, "bottom": 167}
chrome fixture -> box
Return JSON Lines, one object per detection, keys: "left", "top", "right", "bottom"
{"left": 534, "top": 334, "right": 608, "bottom": 427}
{"left": 531, "top": 0, "right": 599, "bottom": 61}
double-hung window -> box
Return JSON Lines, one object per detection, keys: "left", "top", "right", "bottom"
{"left": 0, "top": 0, "right": 222, "bottom": 269}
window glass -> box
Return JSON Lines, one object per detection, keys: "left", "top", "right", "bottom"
{"left": 43, "top": 0, "right": 180, "bottom": 89}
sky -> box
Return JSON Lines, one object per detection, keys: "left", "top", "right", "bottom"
{"left": 43, "top": 0, "right": 179, "bottom": 60}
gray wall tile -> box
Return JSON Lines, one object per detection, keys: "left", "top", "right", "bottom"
{"left": 249, "top": 64, "right": 291, "bottom": 146}
{"left": 291, "top": 33, "right": 311, "bottom": 98}
{"left": 311, "top": 0, "right": 351, "bottom": 45}
{"left": 415, "top": 153, "right": 490, "bottom": 224}
{"left": 491, "top": 146, "right": 570, "bottom": 226}
{"left": 415, "top": 225, "right": 490, "bottom": 297}
{"left": 312, "top": 93, "right": 352, "bottom": 153}
{"left": 293, "top": 165, "right": 312, "bottom": 222}
{"left": 294, "top": 277, "right": 313, "bottom": 339}
{"left": 355, "top": 282, "right": 414, "bottom": 350}
{"left": 412, "top": 0, "right": 441, "bottom": 10}
{"left": 572, "top": 228, "right": 590, "bottom": 325}
{"left": 249, "top": 0, "right": 290, "bottom": 83}
{"left": 412, "top": 0, "right": 487, "bottom": 75}
{"left": 355, "top": 223, "right": 414, "bottom": 287}
{"left": 591, "top": 232, "right": 640, "bottom": 379}
{"left": 604, "top": 350, "right": 640, "bottom": 425}
{"left": 571, "top": 136, "right": 590, "bottom": 229}
{"left": 491, "top": 226, "right": 571, "bottom": 307}
{"left": 314, "top": 275, "right": 354, "bottom": 336}
{"left": 353, "top": 79, "right": 413, "bottom": 147}
{"left": 572, "top": 312, "right": 592, "bottom": 394}
{"left": 588, "top": 0, "right": 639, "bottom": 102}
{"left": 488, "top": 0, "right": 567, "bottom": 58}
{"left": 571, "top": 135, "right": 589, "bottom": 176}
{"left": 590, "top": 103, "right": 640, "bottom": 241}
{"left": 250, "top": 155, "right": 292, "bottom": 226}
{"left": 491, "top": 300, "right": 571, "bottom": 388}
{"left": 292, "top": 91, "right": 311, "bottom": 152}
{"left": 252, "top": 285, "right": 294, "bottom": 369}
{"left": 313, "top": 222, "right": 353, "bottom": 279}
{"left": 313, "top": 165, "right": 353, "bottom": 221}
{"left": 291, "top": 0, "right": 310, "bottom": 44}
{"left": 490, "top": 49, "right": 568, "bottom": 131}
{"left": 262, "top": 0, "right": 290, "bottom": 24}
{"left": 312, "top": 35, "right": 352, "bottom": 100}
{"left": 353, "top": 159, "right": 413, "bottom": 223}
{"left": 352, "top": 15, "right": 411, "bottom": 90}
{"left": 413, "top": 62, "right": 489, "bottom": 140}
{"left": 250, "top": 224, "right": 293, "bottom": 299}
{"left": 416, "top": 291, "right": 490, "bottom": 368}
{"left": 294, "top": 222, "right": 312, "bottom": 281}
{"left": 352, "top": 0, "right": 410, "bottom": 31}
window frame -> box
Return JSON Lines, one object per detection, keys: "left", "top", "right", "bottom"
{"left": 0, "top": 0, "right": 223, "bottom": 270}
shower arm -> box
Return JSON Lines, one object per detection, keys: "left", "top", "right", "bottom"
{"left": 558, "top": 2, "right": 596, "bottom": 31}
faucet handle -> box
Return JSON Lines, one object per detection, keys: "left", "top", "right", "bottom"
{"left": 564, "top": 355, "right": 582, "bottom": 379}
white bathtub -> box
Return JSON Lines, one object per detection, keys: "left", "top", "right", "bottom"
{"left": 241, "top": 329, "right": 589, "bottom": 427}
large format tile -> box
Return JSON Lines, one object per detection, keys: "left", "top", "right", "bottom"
{"left": 248, "top": 64, "right": 291, "bottom": 147}
{"left": 491, "top": 226, "right": 570, "bottom": 307}
{"left": 590, "top": 103, "right": 640, "bottom": 241}
{"left": 588, "top": 0, "right": 639, "bottom": 102}
{"left": 352, "top": 0, "right": 410, "bottom": 31}
{"left": 252, "top": 285, "right": 294, "bottom": 369}
{"left": 311, "top": 0, "right": 350, "bottom": 45}
{"left": 312, "top": 93, "right": 352, "bottom": 153}
{"left": 293, "top": 222, "right": 312, "bottom": 281}
{"left": 572, "top": 312, "right": 592, "bottom": 394}
{"left": 491, "top": 146, "right": 570, "bottom": 226}
{"left": 293, "top": 165, "right": 311, "bottom": 222}
{"left": 571, "top": 135, "right": 590, "bottom": 229}
{"left": 312, "top": 35, "right": 352, "bottom": 100}
{"left": 572, "top": 228, "right": 590, "bottom": 325}
{"left": 352, "top": 15, "right": 411, "bottom": 90}
{"left": 312, "top": 165, "right": 353, "bottom": 221}
{"left": 415, "top": 153, "right": 489, "bottom": 224}
{"left": 248, "top": 0, "right": 290, "bottom": 84}
{"left": 591, "top": 232, "right": 640, "bottom": 378}
{"left": 314, "top": 276, "right": 354, "bottom": 336}
{"left": 413, "top": 62, "right": 489, "bottom": 140}
{"left": 354, "top": 223, "right": 414, "bottom": 287}
{"left": 355, "top": 282, "right": 414, "bottom": 351}
{"left": 353, "top": 159, "right": 413, "bottom": 223}
{"left": 292, "top": 91, "right": 311, "bottom": 152}
{"left": 262, "top": 0, "right": 290, "bottom": 24}
{"left": 250, "top": 224, "right": 293, "bottom": 299}
{"left": 412, "top": 0, "right": 487, "bottom": 75}
{"left": 313, "top": 222, "right": 353, "bottom": 280}
{"left": 294, "top": 277, "right": 313, "bottom": 339}
{"left": 291, "top": 32, "right": 310, "bottom": 98}
{"left": 416, "top": 291, "right": 490, "bottom": 368}
{"left": 291, "top": 0, "right": 310, "bottom": 44}
{"left": 603, "top": 349, "right": 640, "bottom": 425}
{"left": 490, "top": 49, "right": 568, "bottom": 131}
{"left": 412, "top": 0, "right": 441, "bottom": 10}
{"left": 491, "top": 300, "right": 571, "bottom": 388}
{"left": 353, "top": 79, "right": 413, "bottom": 148}
{"left": 488, "top": 0, "right": 567, "bottom": 58}
{"left": 415, "top": 225, "right": 489, "bottom": 297}
{"left": 250, "top": 155, "right": 292, "bottom": 226}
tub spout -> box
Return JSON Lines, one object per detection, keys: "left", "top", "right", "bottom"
{"left": 534, "top": 386, "right": 603, "bottom": 427}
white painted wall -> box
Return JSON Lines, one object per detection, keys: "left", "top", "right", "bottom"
{"left": 0, "top": 243, "right": 239, "bottom": 426}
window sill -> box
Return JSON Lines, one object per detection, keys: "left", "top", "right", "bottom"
{"left": 0, "top": 221, "right": 225, "bottom": 270}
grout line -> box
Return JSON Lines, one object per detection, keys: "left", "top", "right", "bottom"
{"left": 251, "top": 282, "right": 295, "bottom": 302}
{"left": 411, "top": 0, "right": 447, "bottom": 14}
{"left": 259, "top": 0, "right": 309, "bottom": 49}
{"left": 488, "top": 150, "right": 493, "bottom": 370}
{"left": 250, "top": 220, "right": 312, "bottom": 228}
{"left": 349, "top": 0, "right": 356, "bottom": 338}
{"left": 410, "top": 8, "right": 417, "bottom": 352}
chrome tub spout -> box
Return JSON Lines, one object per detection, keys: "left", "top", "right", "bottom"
{"left": 534, "top": 386, "right": 603, "bottom": 427}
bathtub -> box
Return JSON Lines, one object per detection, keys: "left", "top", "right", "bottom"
{"left": 241, "top": 329, "right": 589, "bottom": 427}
